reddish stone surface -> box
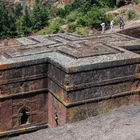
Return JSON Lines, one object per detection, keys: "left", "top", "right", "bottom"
{"left": 0, "top": 32, "right": 139, "bottom": 136}
{"left": 48, "top": 93, "right": 67, "bottom": 127}
{"left": 0, "top": 100, "right": 12, "bottom": 131}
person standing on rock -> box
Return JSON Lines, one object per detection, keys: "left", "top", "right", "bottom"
{"left": 101, "top": 22, "right": 106, "bottom": 34}
{"left": 110, "top": 19, "right": 114, "bottom": 33}
{"left": 119, "top": 16, "right": 125, "bottom": 30}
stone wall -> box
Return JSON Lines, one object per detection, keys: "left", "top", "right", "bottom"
{"left": 119, "top": 26, "right": 140, "bottom": 39}
{"left": 67, "top": 93, "right": 140, "bottom": 123}
{"left": 0, "top": 63, "right": 48, "bottom": 132}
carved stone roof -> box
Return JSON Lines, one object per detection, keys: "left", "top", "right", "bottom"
{"left": 0, "top": 33, "right": 140, "bottom": 73}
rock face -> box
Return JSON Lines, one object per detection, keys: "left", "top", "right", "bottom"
{"left": 119, "top": 25, "right": 140, "bottom": 39}
{"left": 3, "top": 0, "right": 35, "bottom": 7}
{"left": 4, "top": 0, "right": 72, "bottom": 7}
{"left": 4, "top": 0, "right": 132, "bottom": 7}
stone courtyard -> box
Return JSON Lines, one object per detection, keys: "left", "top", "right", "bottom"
{"left": 9, "top": 103, "right": 140, "bottom": 140}
{"left": 0, "top": 32, "right": 140, "bottom": 137}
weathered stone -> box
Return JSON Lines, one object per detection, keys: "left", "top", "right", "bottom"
{"left": 0, "top": 31, "right": 140, "bottom": 137}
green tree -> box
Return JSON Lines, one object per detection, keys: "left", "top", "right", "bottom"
{"left": 47, "top": 18, "right": 61, "bottom": 34}
{"left": 31, "top": 0, "right": 49, "bottom": 31}
{"left": 16, "top": 6, "right": 32, "bottom": 36}
{"left": 0, "top": 1, "right": 17, "bottom": 38}
{"left": 14, "top": 3, "right": 23, "bottom": 18}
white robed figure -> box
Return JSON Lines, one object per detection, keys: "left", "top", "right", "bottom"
{"left": 110, "top": 19, "right": 114, "bottom": 32}
{"left": 101, "top": 22, "right": 105, "bottom": 34}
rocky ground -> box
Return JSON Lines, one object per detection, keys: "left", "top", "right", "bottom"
{"left": 107, "top": 3, "right": 140, "bottom": 18}
{"left": 106, "top": 19, "right": 140, "bottom": 34}
{"left": 6, "top": 103, "right": 140, "bottom": 140}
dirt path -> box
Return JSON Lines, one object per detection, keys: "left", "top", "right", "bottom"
{"left": 106, "top": 3, "right": 140, "bottom": 33}
{"left": 106, "top": 19, "right": 140, "bottom": 33}
{"left": 107, "top": 3, "right": 140, "bottom": 18}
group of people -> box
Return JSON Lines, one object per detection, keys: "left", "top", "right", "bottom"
{"left": 101, "top": 16, "right": 125, "bottom": 34}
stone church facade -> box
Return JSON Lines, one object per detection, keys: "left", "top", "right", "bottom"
{"left": 0, "top": 33, "right": 140, "bottom": 136}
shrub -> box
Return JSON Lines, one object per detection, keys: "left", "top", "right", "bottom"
{"left": 95, "top": 0, "right": 116, "bottom": 7}
{"left": 59, "top": 27, "right": 65, "bottom": 33}
{"left": 14, "top": 3, "right": 23, "bottom": 18}
{"left": 47, "top": 18, "right": 61, "bottom": 34}
{"left": 40, "top": 31, "right": 47, "bottom": 35}
{"left": 75, "top": 27, "right": 89, "bottom": 36}
{"left": 66, "top": 11, "right": 79, "bottom": 23}
{"left": 76, "top": 13, "right": 87, "bottom": 26}
{"left": 105, "top": 14, "right": 112, "bottom": 29}
{"left": 16, "top": 7, "right": 32, "bottom": 36}
{"left": 31, "top": 0, "right": 49, "bottom": 31}
{"left": 16, "top": 16, "right": 32, "bottom": 36}
{"left": 0, "top": 1, "right": 17, "bottom": 39}
{"left": 132, "top": 0, "right": 139, "bottom": 4}
{"left": 85, "top": 7, "right": 110, "bottom": 29}
{"left": 56, "top": 5, "right": 72, "bottom": 18}
{"left": 128, "top": 10, "right": 138, "bottom": 20}
{"left": 67, "top": 22, "right": 77, "bottom": 32}
{"left": 114, "top": 17, "right": 120, "bottom": 25}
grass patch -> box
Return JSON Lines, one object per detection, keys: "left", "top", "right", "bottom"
{"left": 128, "top": 10, "right": 138, "bottom": 20}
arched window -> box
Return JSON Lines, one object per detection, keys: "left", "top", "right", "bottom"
{"left": 20, "top": 108, "right": 30, "bottom": 125}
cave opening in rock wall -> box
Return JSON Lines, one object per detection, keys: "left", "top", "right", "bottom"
{"left": 118, "top": 1, "right": 126, "bottom": 7}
